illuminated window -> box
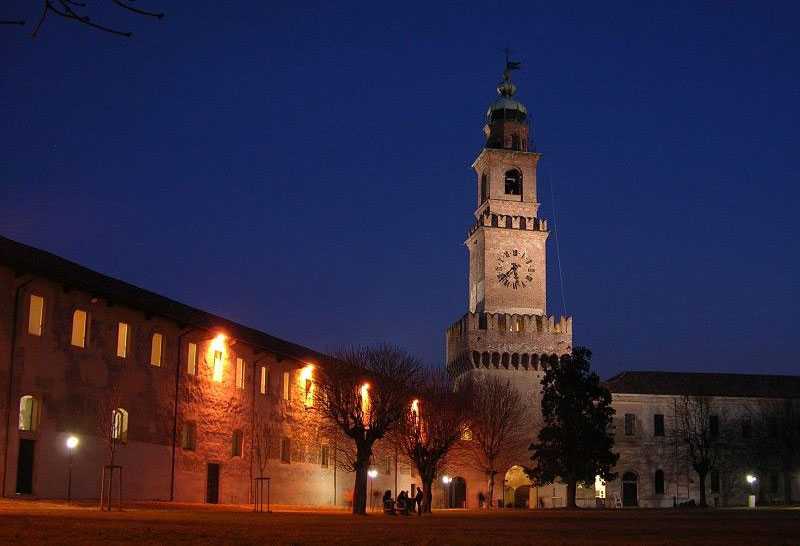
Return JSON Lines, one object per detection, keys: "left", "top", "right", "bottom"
{"left": 653, "top": 414, "right": 665, "bottom": 437}
{"left": 112, "top": 408, "right": 128, "bottom": 443}
{"left": 28, "top": 295, "right": 44, "bottom": 336}
{"left": 235, "top": 358, "right": 245, "bottom": 390}
{"left": 212, "top": 350, "right": 223, "bottom": 383}
{"left": 460, "top": 425, "right": 473, "bottom": 441}
{"left": 187, "top": 342, "right": 198, "bottom": 376}
{"left": 654, "top": 469, "right": 665, "bottom": 495}
{"left": 150, "top": 333, "right": 163, "bottom": 367}
{"left": 260, "top": 366, "right": 268, "bottom": 395}
{"left": 711, "top": 470, "right": 721, "bottom": 493}
{"left": 510, "top": 316, "right": 524, "bottom": 333}
{"left": 282, "top": 371, "right": 290, "bottom": 401}
{"left": 18, "top": 395, "right": 40, "bottom": 432}
{"left": 320, "top": 445, "right": 329, "bottom": 468}
{"left": 280, "top": 437, "right": 291, "bottom": 464}
{"left": 71, "top": 309, "right": 87, "bottom": 348}
{"left": 182, "top": 421, "right": 196, "bottom": 451}
{"left": 116, "top": 322, "right": 129, "bottom": 358}
{"left": 232, "top": 429, "right": 243, "bottom": 457}
{"left": 624, "top": 414, "right": 635, "bottom": 436}
{"left": 504, "top": 169, "right": 522, "bottom": 196}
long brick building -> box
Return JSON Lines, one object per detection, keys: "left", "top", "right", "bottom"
{"left": 0, "top": 234, "right": 412, "bottom": 505}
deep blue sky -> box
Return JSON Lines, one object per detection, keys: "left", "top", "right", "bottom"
{"left": 2, "top": 1, "right": 798, "bottom": 378}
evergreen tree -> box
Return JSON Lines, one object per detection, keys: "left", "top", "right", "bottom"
{"left": 529, "top": 348, "right": 618, "bottom": 508}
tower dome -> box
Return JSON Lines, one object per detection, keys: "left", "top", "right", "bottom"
{"left": 484, "top": 61, "right": 530, "bottom": 151}
{"left": 486, "top": 77, "right": 528, "bottom": 123}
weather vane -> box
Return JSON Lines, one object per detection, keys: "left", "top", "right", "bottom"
{"left": 503, "top": 47, "right": 521, "bottom": 81}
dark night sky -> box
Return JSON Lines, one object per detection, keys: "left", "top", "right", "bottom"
{"left": 2, "top": 1, "right": 798, "bottom": 378}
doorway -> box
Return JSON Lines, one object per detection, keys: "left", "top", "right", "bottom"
{"left": 622, "top": 472, "right": 638, "bottom": 507}
{"left": 206, "top": 463, "right": 220, "bottom": 504}
{"left": 16, "top": 439, "right": 35, "bottom": 494}
{"left": 448, "top": 477, "right": 467, "bottom": 508}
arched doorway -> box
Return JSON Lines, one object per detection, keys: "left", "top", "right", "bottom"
{"left": 447, "top": 477, "right": 467, "bottom": 508}
{"left": 503, "top": 465, "right": 532, "bottom": 509}
{"left": 622, "top": 472, "right": 638, "bottom": 507}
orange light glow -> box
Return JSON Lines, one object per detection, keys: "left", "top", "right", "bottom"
{"left": 299, "top": 364, "right": 314, "bottom": 407}
{"left": 360, "top": 383, "right": 371, "bottom": 425}
{"left": 410, "top": 398, "right": 419, "bottom": 416}
{"left": 208, "top": 334, "right": 227, "bottom": 383}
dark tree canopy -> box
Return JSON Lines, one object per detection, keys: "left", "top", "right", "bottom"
{"left": 529, "top": 347, "right": 618, "bottom": 508}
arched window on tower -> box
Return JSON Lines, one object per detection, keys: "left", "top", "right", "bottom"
{"left": 480, "top": 173, "right": 488, "bottom": 204}
{"left": 504, "top": 170, "right": 522, "bottom": 196}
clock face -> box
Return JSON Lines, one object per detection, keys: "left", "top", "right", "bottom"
{"left": 495, "top": 248, "right": 535, "bottom": 289}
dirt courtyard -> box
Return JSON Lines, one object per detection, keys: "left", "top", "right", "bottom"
{"left": 0, "top": 499, "right": 798, "bottom": 545}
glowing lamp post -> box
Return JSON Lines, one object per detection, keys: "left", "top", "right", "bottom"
{"left": 746, "top": 474, "right": 758, "bottom": 508}
{"left": 368, "top": 468, "right": 378, "bottom": 512}
{"left": 66, "top": 435, "right": 79, "bottom": 502}
{"left": 442, "top": 475, "right": 452, "bottom": 509}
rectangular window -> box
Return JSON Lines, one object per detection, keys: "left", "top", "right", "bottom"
{"left": 742, "top": 418, "right": 752, "bottom": 439}
{"left": 320, "top": 445, "right": 329, "bottom": 468}
{"left": 709, "top": 415, "right": 719, "bottom": 438}
{"left": 710, "top": 470, "right": 720, "bottom": 493}
{"left": 28, "top": 294, "right": 44, "bottom": 336}
{"left": 116, "top": 322, "right": 129, "bottom": 358}
{"left": 260, "top": 366, "right": 267, "bottom": 395}
{"left": 624, "top": 413, "right": 635, "bottom": 436}
{"left": 235, "top": 358, "right": 245, "bottom": 390}
{"left": 187, "top": 342, "right": 198, "bottom": 376}
{"left": 71, "top": 309, "right": 87, "bottom": 348}
{"left": 282, "top": 371, "right": 290, "bottom": 401}
{"left": 182, "top": 421, "right": 197, "bottom": 451}
{"left": 232, "top": 430, "right": 243, "bottom": 457}
{"left": 498, "top": 315, "right": 507, "bottom": 332}
{"left": 150, "top": 333, "right": 163, "bottom": 366}
{"left": 478, "top": 313, "right": 487, "bottom": 330}
{"left": 280, "top": 437, "right": 291, "bottom": 464}
{"left": 653, "top": 414, "right": 665, "bottom": 437}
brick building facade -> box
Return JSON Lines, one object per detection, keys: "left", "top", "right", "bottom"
{"left": 0, "top": 235, "right": 413, "bottom": 505}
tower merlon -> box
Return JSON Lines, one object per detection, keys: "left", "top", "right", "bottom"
{"left": 467, "top": 209, "right": 548, "bottom": 240}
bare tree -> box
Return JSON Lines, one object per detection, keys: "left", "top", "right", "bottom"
{"left": 96, "top": 382, "right": 125, "bottom": 509}
{"left": 3, "top": 1, "right": 163, "bottom": 38}
{"left": 393, "top": 370, "right": 469, "bottom": 513}
{"left": 459, "top": 375, "right": 529, "bottom": 508}
{"left": 669, "top": 395, "right": 732, "bottom": 507}
{"left": 313, "top": 344, "right": 421, "bottom": 515}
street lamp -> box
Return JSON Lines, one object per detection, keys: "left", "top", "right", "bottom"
{"left": 746, "top": 474, "right": 757, "bottom": 508}
{"left": 66, "top": 435, "right": 79, "bottom": 502}
{"left": 442, "top": 475, "right": 452, "bottom": 509}
{"left": 368, "top": 468, "right": 378, "bottom": 512}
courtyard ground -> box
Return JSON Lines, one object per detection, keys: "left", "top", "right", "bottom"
{"left": 0, "top": 499, "right": 798, "bottom": 545}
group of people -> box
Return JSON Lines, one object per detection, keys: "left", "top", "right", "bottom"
{"left": 383, "top": 488, "right": 424, "bottom": 516}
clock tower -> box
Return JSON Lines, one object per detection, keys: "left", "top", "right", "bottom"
{"left": 446, "top": 64, "right": 572, "bottom": 388}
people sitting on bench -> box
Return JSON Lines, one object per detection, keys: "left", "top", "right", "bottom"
{"left": 382, "top": 490, "right": 396, "bottom": 515}
{"left": 397, "top": 491, "right": 410, "bottom": 515}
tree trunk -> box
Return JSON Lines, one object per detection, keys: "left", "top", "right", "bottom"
{"left": 351, "top": 437, "right": 375, "bottom": 515}
{"left": 697, "top": 472, "right": 708, "bottom": 507}
{"left": 352, "top": 464, "right": 368, "bottom": 515}
{"left": 422, "top": 478, "right": 433, "bottom": 514}
{"left": 566, "top": 480, "right": 577, "bottom": 508}
{"left": 488, "top": 472, "right": 496, "bottom": 509}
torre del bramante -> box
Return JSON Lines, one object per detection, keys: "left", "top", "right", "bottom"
{"left": 2, "top": 67, "right": 799, "bottom": 510}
